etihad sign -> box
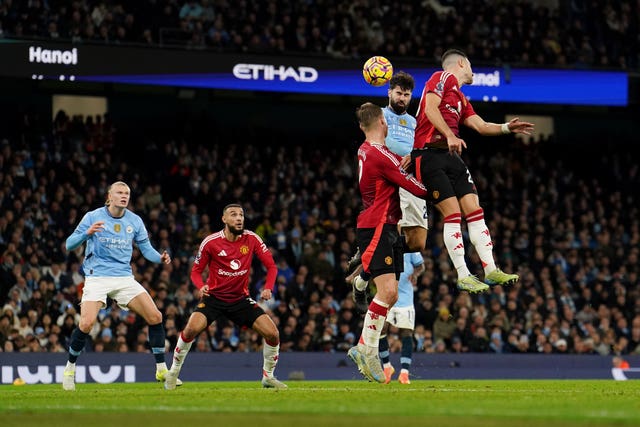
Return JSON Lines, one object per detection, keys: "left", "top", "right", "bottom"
{"left": 233, "top": 63, "right": 318, "bottom": 82}
{"left": 29, "top": 46, "right": 78, "bottom": 65}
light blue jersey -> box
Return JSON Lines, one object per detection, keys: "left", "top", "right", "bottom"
{"left": 66, "top": 206, "right": 161, "bottom": 277}
{"left": 396, "top": 252, "right": 423, "bottom": 308}
{"left": 383, "top": 106, "right": 417, "bottom": 157}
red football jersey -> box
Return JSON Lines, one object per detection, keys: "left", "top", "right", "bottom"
{"left": 356, "top": 141, "right": 428, "bottom": 228}
{"left": 414, "top": 71, "right": 477, "bottom": 149}
{"left": 191, "top": 229, "right": 277, "bottom": 303}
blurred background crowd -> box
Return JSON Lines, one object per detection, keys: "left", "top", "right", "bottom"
{"left": 0, "top": 0, "right": 638, "bottom": 360}
{"left": 0, "top": 0, "right": 638, "bottom": 69}
{"left": 0, "top": 108, "right": 638, "bottom": 358}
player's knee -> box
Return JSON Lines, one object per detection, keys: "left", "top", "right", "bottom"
{"left": 147, "top": 310, "right": 163, "bottom": 325}
{"left": 263, "top": 327, "right": 279, "bottom": 344}
{"left": 383, "top": 288, "right": 399, "bottom": 306}
{"left": 78, "top": 319, "right": 95, "bottom": 333}
{"left": 182, "top": 326, "right": 198, "bottom": 341}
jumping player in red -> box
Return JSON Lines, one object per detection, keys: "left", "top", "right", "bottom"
{"left": 347, "top": 102, "right": 429, "bottom": 383}
{"left": 164, "top": 204, "right": 286, "bottom": 389}
{"left": 412, "top": 48, "right": 534, "bottom": 293}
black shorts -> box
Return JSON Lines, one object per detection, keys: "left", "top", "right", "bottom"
{"left": 357, "top": 223, "right": 404, "bottom": 279}
{"left": 412, "top": 148, "right": 477, "bottom": 203}
{"left": 195, "top": 295, "right": 266, "bottom": 329}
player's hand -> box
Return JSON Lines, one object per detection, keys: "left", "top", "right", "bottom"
{"left": 261, "top": 288, "right": 273, "bottom": 301}
{"left": 400, "top": 154, "right": 412, "bottom": 171}
{"left": 447, "top": 135, "right": 467, "bottom": 155}
{"left": 506, "top": 117, "right": 535, "bottom": 135}
{"left": 160, "top": 250, "right": 171, "bottom": 264}
{"left": 86, "top": 221, "right": 105, "bottom": 235}
{"left": 200, "top": 285, "right": 210, "bottom": 298}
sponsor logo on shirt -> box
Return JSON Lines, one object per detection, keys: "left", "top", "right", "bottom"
{"left": 98, "top": 237, "right": 132, "bottom": 249}
{"left": 229, "top": 259, "right": 241, "bottom": 270}
{"left": 218, "top": 250, "right": 227, "bottom": 256}
{"left": 217, "top": 268, "right": 249, "bottom": 277}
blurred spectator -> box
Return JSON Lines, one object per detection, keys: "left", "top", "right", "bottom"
{"left": 0, "top": 1, "right": 637, "bottom": 69}
{"left": 0, "top": 98, "right": 638, "bottom": 362}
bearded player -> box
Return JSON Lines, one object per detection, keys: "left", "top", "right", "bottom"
{"left": 164, "top": 204, "right": 286, "bottom": 389}
{"left": 348, "top": 72, "right": 428, "bottom": 313}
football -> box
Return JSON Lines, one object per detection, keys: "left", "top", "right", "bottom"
{"left": 362, "top": 56, "right": 393, "bottom": 87}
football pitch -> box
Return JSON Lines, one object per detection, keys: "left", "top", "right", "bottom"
{"left": 1, "top": 380, "right": 639, "bottom": 427}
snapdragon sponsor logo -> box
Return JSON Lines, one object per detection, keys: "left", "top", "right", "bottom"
{"left": 1, "top": 365, "right": 136, "bottom": 384}
{"left": 218, "top": 268, "right": 249, "bottom": 277}
{"left": 472, "top": 70, "right": 500, "bottom": 87}
{"left": 28, "top": 46, "right": 78, "bottom": 65}
{"left": 233, "top": 63, "right": 318, "bottom": 82}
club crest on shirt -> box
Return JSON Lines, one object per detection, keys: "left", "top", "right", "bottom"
{"left": 385, "top": 256, "right": 393, "bottom": 265}
{"left": 240, "top": 245, "right": 249, "bottom": 255}
{"left": 432, "top": 190, "right": 440, "bottom": 200}
{"left": 126, "top": 225, "right": 133, "bottom": 233}
{"left": 114, "top": 224, "right": 121, "bottom": 233}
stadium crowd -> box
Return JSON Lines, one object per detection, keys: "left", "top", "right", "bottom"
{"left": 0, "top": 109, "right": 638, "bottom": 360}
{"left": 0, "top": 0, "right": 637, "bottom": 69}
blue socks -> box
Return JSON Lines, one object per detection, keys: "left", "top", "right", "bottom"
{"left": 148, "top": 323, "right": 166, "bottom": 364}
{"left": 68, "top": 328, "right": 89, "bottom": 363}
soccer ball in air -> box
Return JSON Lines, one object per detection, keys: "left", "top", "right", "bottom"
{"left": 362, "top": 56, "right": 393, "bottom": 87}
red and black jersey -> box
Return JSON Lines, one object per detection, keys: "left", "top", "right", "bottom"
{"left": 414, "top": 71, "right": 477, "bottom": 149}
{"left": 356, "top": 141, "right": 428, "bottom": 228}
{"left": 191, "top": 229, "right": 277, "bottom": 303}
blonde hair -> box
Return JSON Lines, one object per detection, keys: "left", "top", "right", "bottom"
{"left": 105, "top": 181, "right": 130, "bottom": 206}
{"left": 355, "top": 102, "right": 383, "bottom": 131}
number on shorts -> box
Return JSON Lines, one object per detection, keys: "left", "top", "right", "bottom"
{"left": 466, "top": 168, "right": 474, "bottom": 184}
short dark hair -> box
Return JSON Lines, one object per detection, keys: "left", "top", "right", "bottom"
{"left": 355, "top": 102, "right": 383, "bottom": 129}
{"left": 441, "top": 49, "right": 467, "bottom": 67}
{"left": 389, "top": 71, "right": 414, "bottom": 92}
{"left": 222, "top": 203, "right": 242, "bottom": 214}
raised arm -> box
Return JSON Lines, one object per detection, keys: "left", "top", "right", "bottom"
{"left": 464, "top": 115, "right": 535, "bottom": 136}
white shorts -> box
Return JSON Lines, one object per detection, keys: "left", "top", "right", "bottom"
{"left": 398, "top": 187, "right": 428, "bottom": 230}
{"left": 386, "top": 305, "right": 415, "bottom": 330}
{"left": 82, "top": 276, "right": 147, "bottom": 310}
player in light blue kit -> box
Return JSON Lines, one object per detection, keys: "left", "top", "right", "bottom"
{"left": 62, "top": 181, "right": 173, "bottom": 391}
{"left": 348, "top": 72, "right": 429, "bottom": 313}
{"left": 379, "top": 252, "right": 424, "bottom": 384}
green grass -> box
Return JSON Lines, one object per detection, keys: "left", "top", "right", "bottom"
{"left": 1, "top": 380, "right": 639, "bottom": 427}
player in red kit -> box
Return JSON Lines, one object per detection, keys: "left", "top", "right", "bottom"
{"left": 412, "top": 49, "right": 534, "bottom": 293}
{"left": 164, "top": 204, "right": 287, "bottom": 389}
{"left": 347, "top": 102, "right": 429, "bottom": 383}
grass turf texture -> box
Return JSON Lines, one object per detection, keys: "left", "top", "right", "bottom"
{"left": 1, "top": 380, "right": 639, "bottom": 427}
